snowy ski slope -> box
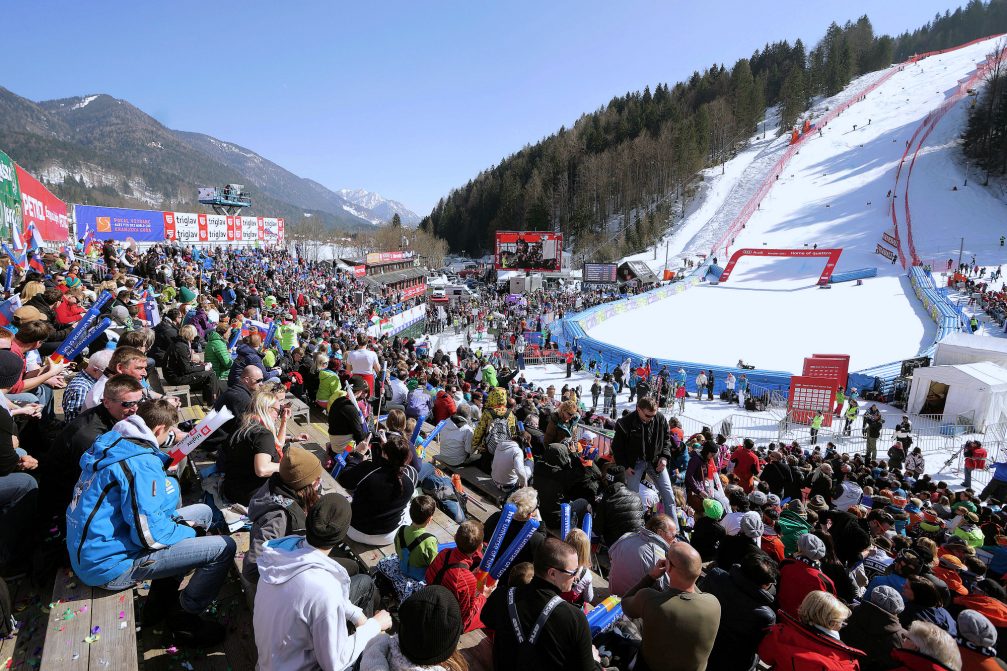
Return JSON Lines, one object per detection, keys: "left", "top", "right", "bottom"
{"left": 591, "top": 36, "right": 1007, "bottom": 373}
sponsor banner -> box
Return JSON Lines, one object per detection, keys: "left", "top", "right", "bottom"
{"left": 277, "top": 217, "right": 285, "bottom": 242}
{"left": 172, "top": 211, "right": 200, "bottom": 243}
{"left": 226, "top": 215, "right": 236, "bottom": 241}
{"left": 495, "top": 231, "right": 562, "bottom": 271}
{"left": 77, "top": 205, "right": 165, "bottom": 242}
{"left": 876, "top": 244, "right": 896, "bottom": 262}
{"left": 240, "top": 216, "right": 258, "bottom": 242}
{"left": 0, "top": 150, "right": 20, "bottom": 243}
{"left": 256, "top": 217, "right": 264, "bottom": 241}
{"left": 15, "top": 165, "right": 68, "bottom": 242}
{"left": 882, "top": 231, "right": 898, "bottom": 247}
{"left": 401, "top": 283, "right": 426, "bottom": 301}
{"left": 263, "top": 217, "right": 279, "bottom": 243}
{"left": 366, "top": 250, "right": 412, "bottom": 265}
{"left": 352, "top": 265, "right": 366, "bottom": 278}
{"left": 206, "top": 214, "right": 228, "bottom": 243}
{"left": 366, "top": 304, "right": 426, "bottom": 338}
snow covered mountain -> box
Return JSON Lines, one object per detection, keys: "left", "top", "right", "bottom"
{"left": 336, "top": 188, "right": 421, "bottom": 227}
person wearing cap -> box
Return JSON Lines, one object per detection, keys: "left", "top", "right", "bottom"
{"left": 622, "top": 540, "right": 721, "bottom": 671}
{"left": 953, "top": 578, "right": 1007, "bottom": 657}
{"left": 932, "top": 555, "right": 970, "bottom": 598}
{"left": 61, "top": 349, "right": 114, "bottom": 423}
{"left": 841, "top": 584, "right": 908, "bottom": 670}
{"left": 866, "top": 548, "right": 925, "bottom": 602}
{"left": 276, "top": 314, "right": 303, "bottom": 354}
{"left": 362, "top": 585, "right": 465, "bottom": 670}
{"left": 717, "top": 510, "right": 765, "bottom": 569}
{"left": 243, "top": 446, "right": 325, "bottom": 591}
{"left": 956, "top": 609, "right": 1007, "bottom": 669}
{"left": 596, "top": 463, "right": 645, "bottom": 546}
{"left": 778, "top": 533, "right": 838, "bottom": 617}
{"left": 691, "top": 498, "right": 728, "bottom": 562}
{"left": 699, "top": 551, "right": 777, "bottom": 671}
{"left": 67, "top": 399, "right": 237, "bottom": 647}
{"left": 327, "top": 374, "right": 371, "bottom": 457}
{"left": 779, "top": 500, "right": 813, "bottom": 555}
{"left": 254, "top": 493, "right": 391, "bottom": 671}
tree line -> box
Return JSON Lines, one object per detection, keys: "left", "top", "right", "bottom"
{"left": 422, "top": 1, "right": 1007, "bottom": 261}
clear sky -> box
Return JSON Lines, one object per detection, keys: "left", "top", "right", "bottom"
{"left": 4, "top": 1, "right": 965, "bottom": 215}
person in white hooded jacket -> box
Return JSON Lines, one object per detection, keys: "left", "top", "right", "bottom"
{"left": 491, "top": 439, "right": 533, "bottom": 491}
{"left": 254, "top": 493, "right": 392, "bottom": 671}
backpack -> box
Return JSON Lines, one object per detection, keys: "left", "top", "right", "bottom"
{"left": 484, "top": 413, "right": 511, "bottom": 455}
{"left": 397, "top": 527, "right": 436, "bottom": 581}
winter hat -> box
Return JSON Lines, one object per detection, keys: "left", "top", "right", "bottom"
{"left": 279, "top": 446, "right": 323, "bottom": 491}
{"left": 178, "top": 286, "right": 197, "bottom": 304}
{"left": 939, "top": 554, "right": 965, "bottom": 571}
{"left": 767, "top": 493, "right": 782, "bottom": 508}
{"left": 869, "top": 585, "right": 905, "bottom": 615}
{"left": 111, "top": 305, "right": 130, "bottom": 324}
{"left": 703, "top": 498, "right": 725, "bottom": 521}
{"left": 786, "top": 500, "right": 808, "bottom": 518}
{"left": 0, "top": 351, "right": 22, "bottom": 388}
{"left": 397, "top": 585, "right": 463, "bottom": 665}
{"left": 748, "top": 491, "right": 768, "bottom": 507}
{"left": 808, "top": 495, "right": 829, "bottom": 513}
{"left": 740, "top": 511, "right": 764, "bottom": 539}
{"left": 13, "top": 306, "right": 47, "bottom": 323}
{"left": 797, "top": 533, "right": 826, "bottom": 561}
{"left": 957, "top": 610, "right": 998, "bottom": 649}
{"left": 605, "top": 465, "right": 627, "bottom": 485}
{"left": 305, "top": 493, "right": 352, "bottom": 548}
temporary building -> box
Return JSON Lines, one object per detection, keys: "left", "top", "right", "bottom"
{"left": 906, "top": 361, "right": 1007, "bottom": 430}
{"left": 934, "top": 332, "right": 1007, "bottom": 368}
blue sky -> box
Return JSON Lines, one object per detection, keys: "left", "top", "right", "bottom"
{"left": 4, "top": 1, "right": 964, "bottom": 215}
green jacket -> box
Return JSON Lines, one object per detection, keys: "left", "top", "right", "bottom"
{"left": 317, "top": 369, "right": 344, "bottom": 406}
{"left": 778, "top": 510, "right": 812, "bottom": 557}
{"left": 277, "top": 322, "right": 302, "bottom": 351}
{"left": 204, "top": 331, "right": 232, "bottom": 378}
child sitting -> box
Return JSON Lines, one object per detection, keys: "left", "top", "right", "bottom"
{"left": 562, "top": 529, "right": 594, "bottom": 606}
{"left": 425, "top": 520, "right": 486, "bottom": 632}
{"left": 394, "top": 496, "right": 440, "bottom": 581}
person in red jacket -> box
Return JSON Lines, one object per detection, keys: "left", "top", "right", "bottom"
{"left": 731, "top": 438, "right": 760, "bottom": 493}
{"left": 432, "top": 387, "right": 458, "bottom": 423}
{"left": 758, "top": 590, "right": 863, "bottom": 670}
{"left": 890, "top": 621, "right": 962, "bottom": 671}
{"left": 425, "top": 519, "right": 486, "bottom": 633}
{"left": 777, "top": 533, "right": 837, "bottom": 617}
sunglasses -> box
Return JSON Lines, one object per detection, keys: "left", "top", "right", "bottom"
{"left": 110, "top": 399, "right": 141, "bottom": 408}
{"left": 550, "top": 565, "right": 579, "bottom": 577}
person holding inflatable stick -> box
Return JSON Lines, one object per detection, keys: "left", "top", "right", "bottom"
{"left": 483, "top": 516, "right": 540, "bottom": 587}
{"left": 560, "top": 502, "right": 572, "bottom": 541}
{"left": 585, "top": 595, "right": 623, "bottom": 635}
{"left": 50, "top": 290, "right": 113, "bottom": 364}
{"left": 476, "top": 502, "right": 516, "bottom": 588}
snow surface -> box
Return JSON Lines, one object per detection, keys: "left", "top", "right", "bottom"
{"left": 591, "top": 37, "right": 1007, "bottom": 374}
{"left": 71, "top": 95, "right": 98, "bottom": 110}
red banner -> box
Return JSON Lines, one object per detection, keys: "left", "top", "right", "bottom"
{"left": 352, "top": 265, "right": 366, "bottom": 278}
{"left": 163, "top": 212, "right": 177, "bottom": 241}
{"left": 257, "top": 217, "right": 265, "bottom": 241}
{"left": 234, "top": 216, "right": 242, "bottom": 240}
{"left": 401, "top": 284, "right": 426, "bottom": 301}
{"left": 226, "top": 216, "right": 235, "bottom": 241}
{"left": 787, "top": 376, "right": 838, "bottom": 426}
{"left": 718, "top": 248, "right": 842, "bottom": 285}
{"left": 15, "top": 165, "right": 69, "bottom": 242}
{"left": 197, "top": 213, "right": 209, "bottom": 243}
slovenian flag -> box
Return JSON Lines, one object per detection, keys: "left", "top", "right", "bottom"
{"left": 60, "top": 243, "right": 76, "bottom": 262}
{"left": 0, "top": 295, "right": 22, "bottom": 327}
{"left": 27, "top": 255, "right": 45, "bottom": 275}
{"left": 240, "top": 319, "right": 270, "bottom": 340}
{"left": 20, "top": 223, "right": 41, "bottom": 251}
{"left": 81, "top": 228, "right": 97, "bottom": 255}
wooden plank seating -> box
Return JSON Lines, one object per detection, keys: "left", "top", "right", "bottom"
{"left": 284, "top": 395, "right": 310, "bottom": 424}
{"left": 151, "top": 367, "right": 194, "bottom": 408}
{"left": 39, "top": 569, "right": 138, "bottom": 671}
{"left": 0, "top": 576, "right": 54, "bottom": 671}
{"left": 431, "top": 457, "right": 508, "bottom": 508}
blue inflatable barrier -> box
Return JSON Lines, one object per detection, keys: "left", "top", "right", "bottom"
{"left": 830, "top": 267, "right": 877, "bottom": 283}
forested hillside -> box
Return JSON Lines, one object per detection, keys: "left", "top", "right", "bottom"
{"left": 422, "top": 0, "right": 1007, "bottom": 259}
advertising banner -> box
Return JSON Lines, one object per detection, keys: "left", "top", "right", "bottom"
{"left": 495, "top": 231, "right": 562, "bottom": 271}
{"left": 76, "top": 205, "right": 165, "bottom": 242}
{"left": 240, "top": 216, "right": 258, "bottom": 243}
{"left": 365, "top": 250, "right": 411, "bottom": 265}
{"left": 263, "top": 217, "right": 279, "bottom": 243}
{"left": 352, "top": 265, "right": 366, "bottom": 278}
{"left": 15, "top": 165, "right": 68, "bottom": 242}
{"left": 277, "top": 217, "right": 285, "bottom": 242}
{"left": 206, "top": 214, "right": 228, "bottom": 244}
{"left": 401, "top": 283, "right": 426, "bottom": 301}
{"left": 172, "top": 211, "right": 200, "bottom": 243}
{"left": 0, "top": 150, "right": 21, "bottom": 243}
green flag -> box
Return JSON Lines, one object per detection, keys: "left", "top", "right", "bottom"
{"left": 0, "top": 150, "right": 19, "bottom": 242}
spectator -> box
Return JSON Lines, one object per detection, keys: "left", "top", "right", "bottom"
{"left": 66, "top": 399, "right": 237, "bottom": 647}
{"left": 327, "top": 375, "right": 370, "bottom": 457}
{"left": 436, "top": 404, "right": 475, "bottom": 467}
{"left": 778, "top": 533, "right": 837, "bottom": 617}
{"left": 956, "top": 609, "right": 1006, "bottom": 670}
{"left": 205, "top": 365, "right": 262, "bottom": 455}
{"left": 841, "top": 585, "right": 908, "bottom": 671}
{"left": 622, "top": 541, "right": 721, "bottom": 671}
{"left": 61, "top": 349, "right": 113, "bottom": 422}
{"left": 481, "top": 537, "right": 599, "bottom": 670}
{"left": 393, "top": 496, "right": 440, "bottom": 581}
{"left": 611, "top": 396, "right": 677, "bottom": 520}
{"left": 151, "top": 308, "right": 182, "bottom": 363}
{"left": 698, "top": 551, "right": 777, "bottom": 671}
{"left": 242, "top": 446, "right": 324, "bottom": 591}
{"left": 6, "top": 319, "right": 67, "bottom": 415}
{"left": 0, "top": 350, "right": 38, "bottom": 577}
{"left": 892, "top": 621, "right": 962, "bottom": 671}
{"left": 254, "top": 493, "right": 390, "bottom": 670}
{"left": 338, "top": 433, "right": 418, "bottom": 546}
{"left": 481, "top": 487, "right": 546, "bottom": 585}
{"left": 608, "top": 514, "right": 677, "bottom": 596}
{"left": 163, "top": 324, "right": 216, "bottom": 405}
{"left": 426, "top": 519, "right": 486, "bottom": 632}
{"left": 563, "top": 528, "right": 594, "bottom": 606}
{"left": 491, "top": 438, "right": 533, "bottom": 492}
{"left": 595, "top": 464, "right": 645, "bottom": 546}
{"left": 758, "top": 591, "right": 864, "bottom": 670}
{"left": 204, "top": 322, "right": 233, "bottom": 381}
{"left": 361, "top": 586, "right": 465, "bottom": 670}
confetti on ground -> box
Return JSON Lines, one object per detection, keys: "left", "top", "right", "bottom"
{"left": 119, "top": 621, "right": 127, "bottom": 630}
{"left": 166, "top": 646, "right": 178, "bottom": 655}
{"left": 83, "top": 634, "right": 100, "bottom": 644}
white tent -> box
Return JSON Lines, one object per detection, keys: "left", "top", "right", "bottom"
{"left": 906, "top": 362, "right": 1007, "bottom": 430}
{"left": 934, "top": 332, "right": 1007, "bottom": 368}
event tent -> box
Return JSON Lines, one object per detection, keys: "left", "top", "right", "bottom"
{"left": 906, "top": 361, "right": 1007, "bottom": 430}
{"left": 934, "top": 332, "right": 1007, "bottom": 368}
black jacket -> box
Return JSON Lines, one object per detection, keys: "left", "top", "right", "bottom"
{"left": 691, "top": 516, "right": 727, "bottom": 562}
{"left": 611, "top": 410, "right": 671, "bottom": 469}
{"left": 481, "top": 576, "right": 599, "bottom": 671}
{"left": 206, "top": 383, "right": 253, "bottom": 455}
{"left": 327, "top": 396, "right": 365, "bottom": 441}
{"left": 759, "top": 460, "right": 793, "bottom": 497}
{"left": 151, "top": 319, "right": 179, "bottom": 364}
{"left": 534, "top": 444, "right": 584, "bottom": 530}
{"left": 840, "top": 600, "right": 906, "bottom": 671}
{"left": 49, "top": 405, "right": 117, "bottom": 513}
{"left": 698, "top": 565, "right": 776, "bottom": 671}
{"left": 163, "top": 336, "right": 203, "bottom": 383}
{"left": 596, "top": 482, "right": 644, "bottom": 545}
{"left": 337, "top": 451, "right": 417, "bottom": 535}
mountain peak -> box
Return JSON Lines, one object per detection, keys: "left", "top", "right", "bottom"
{"left": 336, "top": 188, "right": 421, "bottom": 226}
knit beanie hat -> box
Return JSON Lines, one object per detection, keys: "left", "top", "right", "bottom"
{"left": 703, "top": 498, "right": 725, "bottom": 520}
{"left": 786, "top": 500, "right": 808, "bottom": 518}
{"left": 740, "top": 511, "right": 764, "bottom": 539}
{"left": 797, "top": 533, "right": 826, "bottom": 560}
{"left": 605, "top": 465, "right": 627, "bottom": 485}
{"left": 305, "top": 493, "right": 351, "bottom": 548}
{"left": 0, "top": 351, "right": 22, "bottom": 389}
{"left": 748, "top": 491, "right": 768, "bottom": 507}
{"left": 179, "top": 286, "right": 197, "bottom": 304}
{"left": 957, "top": 609, "right": 998, "bottom": 649}
{"left": 397, "top": 586, "right": 463, "bottom": 665}
{"left": 279, "top": 446, "right": 323, "bottom": 491}
{"left": 869, "top": 585, "right": 905, "bottom": 615}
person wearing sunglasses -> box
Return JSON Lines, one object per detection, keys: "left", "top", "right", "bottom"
{"left": 611, "top": 396, "right": 679, "bottom": 522}
{"left": 482, "top": 537, "right": 601, "bottom": 670}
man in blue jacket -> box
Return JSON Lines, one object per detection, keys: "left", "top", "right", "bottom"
{"left": 66, "top": 399, "right": 236, "bottom": 647}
